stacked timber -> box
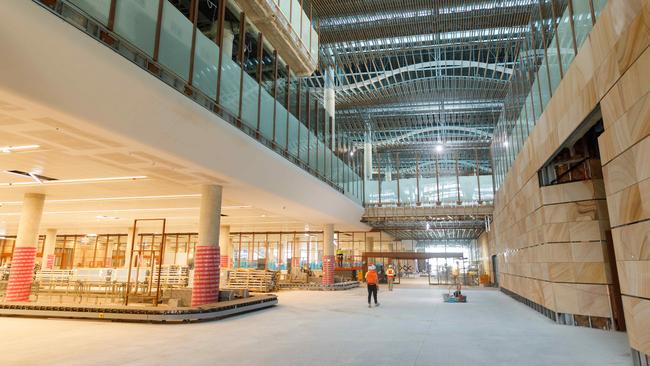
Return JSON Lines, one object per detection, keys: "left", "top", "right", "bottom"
{"left": 225, "top": 269, "right": 278, "bottom": 292}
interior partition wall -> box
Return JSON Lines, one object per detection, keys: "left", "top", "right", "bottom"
{"left": 36, "top": 0, "right": 363, "bottom": 203}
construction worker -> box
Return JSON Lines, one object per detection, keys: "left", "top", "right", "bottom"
{"left": 365, "top": 265, "right": 380, "bottom": 308}
{"left": 386, "top": 264, "right": 396, "bottom": 291}
{"left": 336, "top": 247, "right": 344, "bottom": 267}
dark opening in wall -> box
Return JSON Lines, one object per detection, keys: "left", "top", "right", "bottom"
{"left": 538, "top": 110, "right": 604, "bottom": 187}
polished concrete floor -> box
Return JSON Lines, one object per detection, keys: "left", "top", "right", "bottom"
{"left": 0, "top": 279, "right": 632, "bottom": 366}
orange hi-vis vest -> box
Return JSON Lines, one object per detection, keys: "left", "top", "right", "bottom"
{"left": 386, "top": 268, "right": 396, "bottom": 278}
{"left": 366, "top": 270, "right": 378, "bottom": 284}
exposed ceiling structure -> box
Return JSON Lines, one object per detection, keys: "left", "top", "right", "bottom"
{"left": 307, "top": 0, "right": 562, "bottom": 240}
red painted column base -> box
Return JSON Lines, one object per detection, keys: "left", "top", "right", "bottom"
{"left": 219, "top": 255, "right": 230, "bottom": 268}
{"left": 45, "top": 254, "right": 55, "bottom": 269}
{"left": 322, "top": 255, "right": 335, "bottom": 285}
{"left": 191, "top": 246, "right": 220, "bottom": 306}
{"left": 5, "top": 246, "right": 38, "bottom": 302}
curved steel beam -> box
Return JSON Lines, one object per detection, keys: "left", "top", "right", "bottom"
{"left": 336, "top": 60, "right": 513, "bottom": 93}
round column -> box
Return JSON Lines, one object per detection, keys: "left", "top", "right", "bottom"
{"left": 322, "top": 224, "right": 335, "bottom": 285}
{"left": 191, "top": 184, "right": 222, "bottom": 306}
{"left": 5, "top": 193, "right": 45, "bottom": 302}
{"left": 42, "top": 228, "right": 57, "bottom": 269}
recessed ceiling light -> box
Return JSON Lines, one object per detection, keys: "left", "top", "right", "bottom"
{"left": 0, "top": 145, "right": 40, "bottom": 153}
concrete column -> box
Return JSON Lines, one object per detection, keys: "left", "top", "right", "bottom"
{"left": 208, "top": 21, "right": 234, "bottom": 60}
{"left": 6, "top": 193, "right": 45, "bottom": 302}
{"left": 191, "top": 185, "right": 222, "bottom": 306}
{"left": 322, "top": 224, "right": 335, "bottom": 285}
{"left": 42, "top": 228, "right": 57, "bottom": 269}
{"left": 222, "top": 27, "right": 235, "bottom": 61}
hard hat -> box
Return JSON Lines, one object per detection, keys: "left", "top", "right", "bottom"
{"left": 388, "top": 264, "right": 393, "bottom": 268}
{"left": 368, "top": 265, "right": 376, "bottom": 270}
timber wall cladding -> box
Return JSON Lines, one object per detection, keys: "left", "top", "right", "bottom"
{"left": 492, "top": 0, "right": 650, "bottom": 354}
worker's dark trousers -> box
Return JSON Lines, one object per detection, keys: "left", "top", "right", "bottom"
{"left": 367, "top": 284, "right": 378, "bottom": 304}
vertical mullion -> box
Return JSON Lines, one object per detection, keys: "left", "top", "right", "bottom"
{"left": 416, "top": 153, "right": 421, "bottom": 206}
{"left": 256, "top": 32, "right": 264, "bottom": 134}
{"left": 215, "top": 0, "right": 226, "bottom": 107}
{"left": 377, "top": 151, "right": 382, "bottom": 207}
{"left": 152, "top": 0, "right": 164, "bottom": 62}
{"left": 396, "top": 153, "right": 401, "bottom": 206}
{"left": 567, "top": 0, "right": 578, "bottom": 55}
{"left": 237, "top": 12, "right": 246, "bottom": 123}
{"left": 107, "top": 0, "right": 117, "bottom": 31}
{"left": 188, "top": 0, "right": 199, "bottom": 85}
{"left": 550, "top": 0, "right": 564, "bottom": 78}
{"left": 272, "top": 50, "right": 278, "bottom": 142}
{"left": 285, "top": 65, "right": 291, "bottom": 152}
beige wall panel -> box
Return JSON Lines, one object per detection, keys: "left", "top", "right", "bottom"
{"left": 622, "top": 295, "right": 650, "bottom": 354}
{"left": 572, "top": 242, "right": 606, "bottom": 263}
{"left": 575, "top": 284, "right": 612, "bottom": 318}
{"left": 618, "top": 260, "right": 650, "bottom": 298}
{"left": 553, "top": 283, "right": 580, "bottom": 314}
{"left": 548, "top": 263, "right": 576, "bottom": 283}
{"left": 607, "top": 177, "right": 650, "bottom": 227}
{"left": 543, "top": 223, "right": 570, "bottom": 243}
{"left": 569, "top": 221, "right": 604, "bottom": 242}
{"left": 574, "top": 263, "right": 608, "bottom": 284}
{"left": 599, "top": 91, "right": 650, "bottom": 164}
{"left": 602, "top": 135, "right": 650, "bottom": 195}
{"left": 612, "top": 220, "right": 650, "bottom": 261}
{"left": 541, "top": 180, "right": 601, "bottom": 206}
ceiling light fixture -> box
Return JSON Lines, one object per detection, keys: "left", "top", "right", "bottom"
{"left": 0, "top": 145, "right": 40, "bottom": 154}
{"left": 435, "top": 144, "right": 444, "bottom": 153}
{"left": 503, "top": 141, "right": 509, "bottom": 148}
{"left": 0, "top": 175, "right": 147, "bottom": 187}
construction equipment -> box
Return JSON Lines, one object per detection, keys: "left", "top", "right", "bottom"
{"left": 443, "top": 283, "right": 467, "bottom": 303}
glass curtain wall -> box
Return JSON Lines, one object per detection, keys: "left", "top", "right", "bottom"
{"left": 230, "top": 232, "right": 323, "bottom": 270}
{"left": 365, "top": 151, "right": 494, "bottom": 206}
{"left": 46, "top": 0, "right": 362, "bottom": 203}
{"left": 492, "top": 0, "right": 606, "bottom": 188}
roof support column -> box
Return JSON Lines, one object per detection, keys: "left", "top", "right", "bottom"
{"left": 191, "top": 184, "right": 222, "bottom": 306}
{"left": 322, "top": 224, "right": 335, "bottom": 285}
{"left": 5, "top": 193, "right": 45, "bottom": 302}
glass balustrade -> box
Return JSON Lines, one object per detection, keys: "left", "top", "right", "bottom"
{"left": 39, "top": 0, "right": 361, "bottom": 204}
{"left": 492, "top": 0, "right": 606, "bottom": 189}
